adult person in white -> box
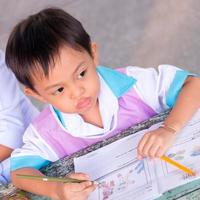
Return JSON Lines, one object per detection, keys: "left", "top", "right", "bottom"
{"left": 0, "top": 49, "right": 38, "bottom": 184}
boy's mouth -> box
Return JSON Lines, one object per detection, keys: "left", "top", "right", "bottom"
{"left": 76, "top": 97, "right": 92, "bottom": 110}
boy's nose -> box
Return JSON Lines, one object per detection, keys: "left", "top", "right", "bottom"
{"left": 69, "top": 84, "right": 84, "bottom": 99}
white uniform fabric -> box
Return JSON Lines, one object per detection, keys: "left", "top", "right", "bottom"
{"left": 0, "top": 50, "right": 38, "bottom": 149}
{"left": 0, "top": 50, "right": 39, "bottom": 184}
{"left": 15, "top": 124, "right": 59, "bottom": 161}
{"left": 60, "top": 74, "right": 119, "bottom": 138}
{"left": 127, "top": 65, "right": 184, "bottom": 113}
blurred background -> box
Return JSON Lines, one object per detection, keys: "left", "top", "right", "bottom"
{"left": 0, "top": 0, "right": 200, "bottom": 107}
{"left": 1, "top": 0, "right": 200, "bottom": 72}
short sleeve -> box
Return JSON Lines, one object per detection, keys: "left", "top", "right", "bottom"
{"left": 11, "top": 125, "right": 59, "bottom": 171}
{"left": 0, "top": 50, "right": 39, "bottom": 149}
{"left": 126, "top": 65, "right": 196, "bottom": 113}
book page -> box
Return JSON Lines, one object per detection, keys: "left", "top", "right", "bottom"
{"left": 74, "top": 109, "right": 200, "bottom": 199}
{"left": 74, "top": 131, "right": 160, "bottom": 200}
{"left": 155, "top": 109, "right": 200, "bottom": 193}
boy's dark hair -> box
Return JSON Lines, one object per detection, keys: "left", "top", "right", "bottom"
{"left": 5, "top": 8, "right": 92, "bottom": 90}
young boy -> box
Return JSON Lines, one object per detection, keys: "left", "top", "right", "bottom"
{"left": 0, "top": 50, "right": 38, "bottom": 184}
{"left": 5, "top": 8, "right": 200, "bottom": 200}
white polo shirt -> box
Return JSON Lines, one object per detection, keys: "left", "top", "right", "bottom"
{"left": 0, "top": 50, "right": 38, "bottom": 149}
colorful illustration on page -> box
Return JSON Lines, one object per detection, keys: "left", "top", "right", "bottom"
{"left": 98, "top": 161, "right": 147, "bottom": 200}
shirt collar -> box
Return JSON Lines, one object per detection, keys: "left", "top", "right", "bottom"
{"left": 53, "top": 73, "right": 119, "bottom": 138}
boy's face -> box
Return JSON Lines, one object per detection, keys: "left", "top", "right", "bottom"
{"left": 26, "top": 43, "right": 100, "bottom": 116}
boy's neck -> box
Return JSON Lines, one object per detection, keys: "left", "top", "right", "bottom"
{"left": 80, "top": 101, "right": 103, "bottom": 128}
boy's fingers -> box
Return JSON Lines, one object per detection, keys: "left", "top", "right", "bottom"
{"left": 68, "top": 172, "right": 90, "bottom": 180}
{"left": 66, "top": 181, "right": 93, "bottom": 192}
{"left": 149, "top": 144, "right": 160, "bottom": 158}
{"left": 81, "top": 183, "right": 96, "bottom": 196}
{"left": 155, "top": 147, "right": 164, "bottom": 158}
{"left": 142, "top": 140, "right": 154, "bottom": 156}
{"left": 85, "top": 182, "right": 97, "bottom": 192}
{"left": 137, "top": 134, "right": 149, "bottom": 157}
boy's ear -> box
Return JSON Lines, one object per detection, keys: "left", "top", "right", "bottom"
{"left": 24, "top": 87, "right": 47, "bottom": 103}
{"left": 91, "top": 42, "right": 99, "bottom": 66}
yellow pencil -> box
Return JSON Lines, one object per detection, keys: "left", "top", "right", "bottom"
{"left": 160, "top": 155, "right": 196, "bottom": 176}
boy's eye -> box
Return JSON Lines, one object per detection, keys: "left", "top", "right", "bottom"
{"left": 78, "top": 70, "right": 87, "bottom": 79}
{"left": 53, "top": 87, "right": 64, "bottom": 95}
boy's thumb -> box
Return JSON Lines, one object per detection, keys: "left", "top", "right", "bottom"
{"left": 68, "top": 172, "right": 90, "bottom": 181}
{"left": 72, "top": 181, "right": 92, "bottom": 192}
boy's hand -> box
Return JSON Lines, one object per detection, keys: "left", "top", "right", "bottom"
{"left": 137, "top": 128, "right": 176, "bottom": 159}
{"left": 54, "top": 172, "right": 96, "bottom": 200}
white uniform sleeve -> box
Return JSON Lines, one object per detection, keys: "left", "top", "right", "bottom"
{"left": 11, "top": 124, "right": 59, "bottom": 171}
{"left": 126, "top": 65, "right": 195, "bottom": 113}
{"left": 0, "top": 50, "right": 39, "bottom": 149}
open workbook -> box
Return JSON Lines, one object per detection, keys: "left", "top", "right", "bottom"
{"left": 74, "top": 109, "right": 200, "bottom": 200}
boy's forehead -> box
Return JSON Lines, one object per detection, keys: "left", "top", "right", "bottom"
{"left": 32, "top": 63, "right": 86, "bottom": 89}
{"left": 31, "top": 67, "right": 50, "bottom": 87}
{"left": 30, "top": 50, "right": 63, "bottom": 84}
{"left": 31, "top": 46, "right": 92, "bottom": 88}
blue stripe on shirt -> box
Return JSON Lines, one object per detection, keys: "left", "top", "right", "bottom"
{"left": 166, "top": 70, "right": 195, "bottom": 108}
{"left": 97, "top": 66, "right": 136, "bottom": 98}
{"left": 11, "top": 155, "right": 50, "bottom": 171}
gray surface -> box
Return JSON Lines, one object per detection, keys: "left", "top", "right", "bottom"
{"left": 1, "top": 0, "right": 200, "bottom": 108}
{"left": 0, "top": 0, "right": 200, "bottom": 72}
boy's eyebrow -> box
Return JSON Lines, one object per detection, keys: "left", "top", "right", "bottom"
{"left": 45, "top": 82, "right": 64, "bottom": 91}
{"left": 44, "top": 61, "right": 85, "bottom": 91}
{"left": 73, "top": 61, "right": 85, "bottom": 74}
